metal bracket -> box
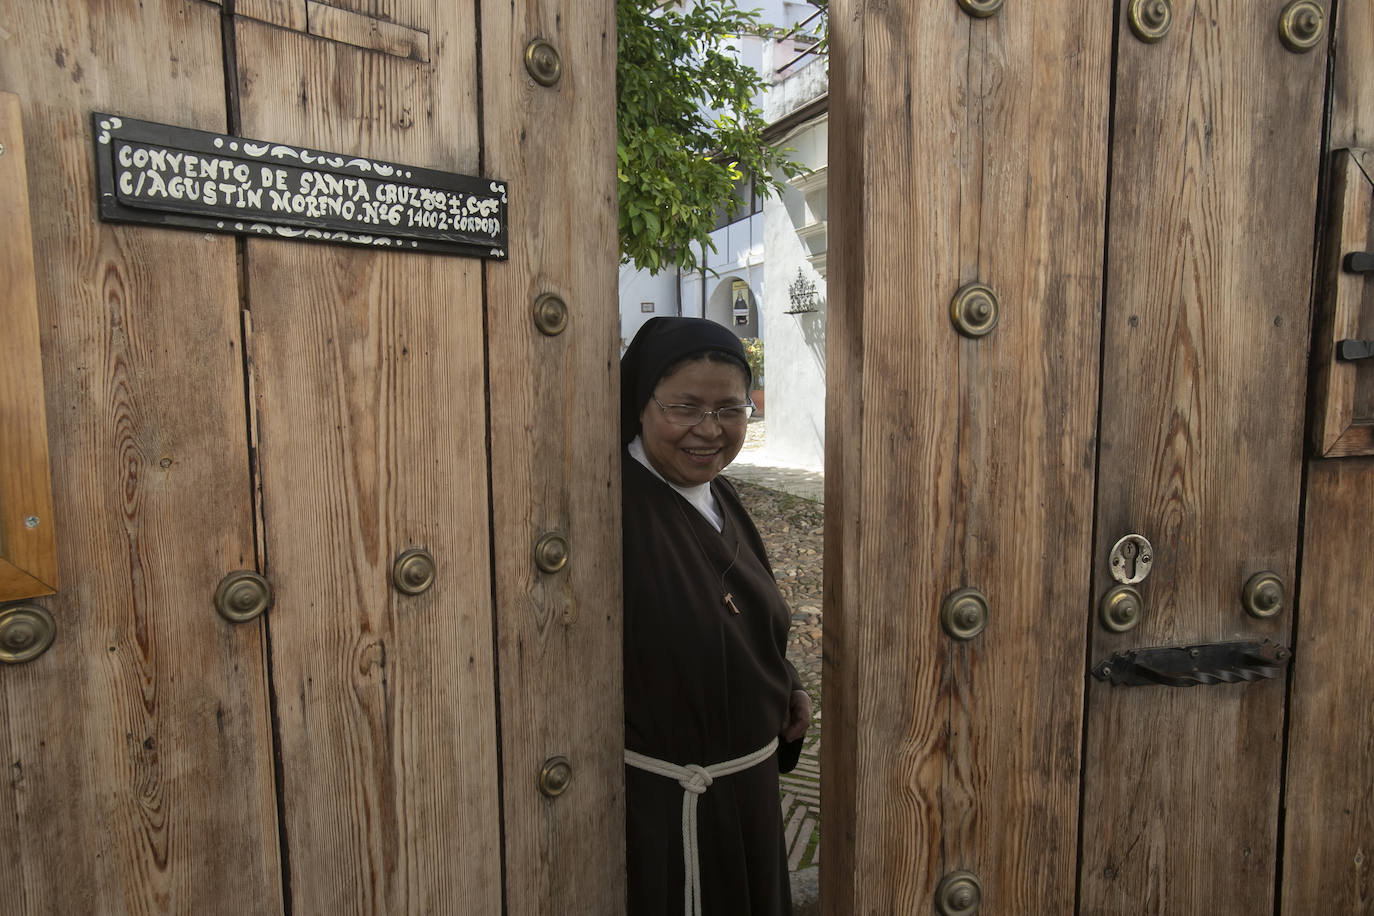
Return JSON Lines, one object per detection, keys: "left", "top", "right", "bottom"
{"left": 1336, "top": 339, "right": 1374, "bottom": 361}
{"left": 1345, "top": 251, "right": 1374, "bottom": 273}
{"left": 1091, "top": 639, "right": 1290, "bottom": 687}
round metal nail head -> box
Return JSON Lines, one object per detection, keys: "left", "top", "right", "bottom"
{"left": 534, "top": 532, "right": 569, "bottom": 574}
{"left": 393, "top": 548, "right": 437, "bottom": 596}
{"left": 957, "top": 0, "right": 1003, "bottom": 18}
{"left": 950, "top": 283, "right": 999, "bottom": 339}
{"left": 935, "top": 869, "right": 983, "bottom": 916}
{"left": 214, "top": 570, "right": 273, "bottom": 624}
{"left": 533, "top": 293, "right": 569, "bottom": 336}
{"left": 941, "top": 588, "right": 989, "bottom": 641}
{"left": 539, "top": 755, "right": 573, "bottom": 798}
{"left": 525, "top": 39, "right": 562, "bottom": 87}
{"left": 1242, "top": 571, "right": 1285, "bottom": 619}
{"left": 1128, "top": 0, "right": 1172, "bottom": 43}
{"left": 1278, "top": 1, "right": 1324, "bottom": 53}
{"left": 1100, "top": 585, "right": 1143, "bottom": 634}
{"left": 0, "top": 604, "right": 56, "bottom": 664}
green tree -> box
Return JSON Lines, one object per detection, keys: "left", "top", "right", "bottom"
{"left": 616, "top": 0, "right": 813, "bottom": 275}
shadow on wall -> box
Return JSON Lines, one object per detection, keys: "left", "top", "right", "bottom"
{"left": 797, "top": 305, "right": 825, "bottom": 377}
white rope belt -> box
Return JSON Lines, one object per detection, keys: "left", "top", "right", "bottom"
{"left": 625, "top": 737, "right": 779, "bottom": 916}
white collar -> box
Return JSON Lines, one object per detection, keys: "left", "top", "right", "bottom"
{"left": 628, "top": 436, "right": 723, "bottom": 532}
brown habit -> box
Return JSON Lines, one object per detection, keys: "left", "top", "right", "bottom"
{"left": 622, "top": 455, "right": 803, "bottom": 915}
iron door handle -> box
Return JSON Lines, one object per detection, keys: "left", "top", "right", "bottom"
{"left": 1091, "top": 640, "right": 1290, "bottom": 688}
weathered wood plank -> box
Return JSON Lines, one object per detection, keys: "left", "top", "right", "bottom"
{"left": 1331, "top": 0, "right": 1374, "bottom": 150}
{"left": 1284, "top": 7, "right": 1374, "bottom": 912}
{"left": 0, "top": 93, "right": 58, "bottom": 601}
{"left": 0, "top": 2, "right": 282, "bottom": 912}
{"left": 818, "top": 1, "right": 864, "bottom": 908}
{"left": 480, "top": 1, "right": 625, "bottom": 912}
{"left": 306, "top": 1, "right": 429, "bottom": 62}
{"left": 234, "top": 9, "right": 503, "bottom": 913}
{"left": 1079, "top": 2, "right": 1327, "bottom": 913}
{"left": 237, "top": 0, "right": 307, "bottom": 31}
{"left": 1308, "top": 151, "right": 1374, "bottom": 456}
{"left": 1282, "top": 458, "right": 1374, "bottom": 914}
{"left": 949, "top": 4, "right": 1111, "bottom": 908}
{"left": 823, "top": 0, "right": 1110, "bottom": 911}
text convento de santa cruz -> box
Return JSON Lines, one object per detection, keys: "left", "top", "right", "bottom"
{"left": 93, "top": 112, "right": 508, "bottom": 259}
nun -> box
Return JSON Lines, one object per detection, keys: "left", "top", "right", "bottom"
{"left": 620, "top": 317, "right": 812, "bottom": 916}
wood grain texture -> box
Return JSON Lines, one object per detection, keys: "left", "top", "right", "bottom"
{"left": 306, "top": 1, "right": 429, "bottom": 63}
{"left": 237, "top": 0, "right": 307, "bottom": 31}
{"left": 818, "top": 1, "right": 864, "bottom": 908}
{"left": 1331, "top": 0, "right": 1374, "bottom": 149}
{"left": 823, "top": 1, "right": 1110, "bottom": 911}
{"left": 1282, "top": 460, "right": 1374, "bottom": 913}
{"left": 1352, "top": 155, "right": 1374, "bottom": 424}
{"left": 1079, "top": 2, "right": 1327, "bottom": 913}
{"left": 480, "top": 1, "right": 626, "bottom": 913}
{"left": 1309, "top": 151, "right": 1374, "bottom": 456}
{"left": 234, "top": 9, "right": 503, "bottom": 913}
{"left": 1283, "top": 10, "right": 1374, "bottom": 912}
{"left": 0, "top": 2, "right": 282, "bottom": 913}
{"left": 0, "top": 92, "right": 58, "bottom": 600}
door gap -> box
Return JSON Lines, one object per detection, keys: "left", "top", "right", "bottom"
{"left": 1073, "top": 3, "right": 1127, "bottom": 913}
{"left": 473, "top": 5, "right": 510, "bottom": 913}
{"left": 224, "top": 4, "right": 290, "bottom": 910}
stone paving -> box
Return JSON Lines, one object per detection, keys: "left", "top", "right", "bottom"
{"left": 725, "top": 421, "right": 825, "bottom": 504}
{"left": 723, "top": 419, "right": 824, "bottom": 912}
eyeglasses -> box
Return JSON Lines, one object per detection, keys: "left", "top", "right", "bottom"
{"left": 652, "top": 396, "right": 754, "bottom": 427}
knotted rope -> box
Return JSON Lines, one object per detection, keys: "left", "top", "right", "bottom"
{"left": 625, "top": 738, "right": 779, "bottom": 916}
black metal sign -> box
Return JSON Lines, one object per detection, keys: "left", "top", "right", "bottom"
{"left": 92, "top": 112, "right": 508, "bottom": 259}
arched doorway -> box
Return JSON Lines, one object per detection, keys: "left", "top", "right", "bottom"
{"left": 707, "top": 275, "right": 759, "bottom": 339}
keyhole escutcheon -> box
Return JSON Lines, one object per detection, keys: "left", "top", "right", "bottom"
{"left": 1108, "top": 533, "right": 1154, "bottom": 585}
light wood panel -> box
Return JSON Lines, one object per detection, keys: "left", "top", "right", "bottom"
{"left": 306, "top": 1, "right": 429, "bottom": 62}
{"left": 237, "top": 0, "right": 306, "bottom": 31}
{"left": 1283, "top": 6, "right": 1374, "bottom": 911}
{"left": 0, "top": 2, "right": 281, "bottom": 912}
{"left": 1079, "top": 2, "right": 1327, "bottom": 913}
{"left": 0, "top": 92, "right": 58, "bottom": 600}
{"left": 1308, "top": 150, "right": 1374, "bottom": 456}
{"left": 823, "top": 0, "right": 1110, "bottom": 910}
{"left": 1331, "top": 0, "right": 1374, "bottom": 150}
{"left": 480, "top": 1, "right": 625, "bottom": 912}
{"left": 1282, "top": 459, "right": 1374, "bottom": 913}
{"left": 234, "top": 7, "right": 503, "bottom": 912}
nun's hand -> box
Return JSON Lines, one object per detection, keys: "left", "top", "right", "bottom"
{"left": 781, "top": 689, "right": 813, "bottom": 743}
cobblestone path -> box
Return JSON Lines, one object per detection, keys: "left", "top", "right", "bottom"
{"left": 726, "top": 468, "right": 824, "bottom": 884}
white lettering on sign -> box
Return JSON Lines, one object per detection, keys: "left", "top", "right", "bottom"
{"left": 113, "top": 140, "right": 505, "bottom": 240}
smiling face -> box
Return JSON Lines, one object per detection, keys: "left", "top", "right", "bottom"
{"left": 638, "top": 356, "right": 751, "bottom": 487}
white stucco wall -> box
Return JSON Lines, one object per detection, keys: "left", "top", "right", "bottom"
{"left": 759, "top": 114, "right": 827, "bottom": 471}
{"left": 618, "top": 266, "right": 682, "bottom": 349}
{"left": 762, "top": 48, "right": 829, "bottom": 121}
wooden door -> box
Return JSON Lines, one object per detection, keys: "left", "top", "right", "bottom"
{"left": 0, "top": 1, "right": 622, "bottom": 913}
{"left": 232, "top": 5, "right": 506, "bottom": 910}
{"left": 826, "top": 0, "right": 1337, "bottom": 913}
{"left": 1078, "top": 2, "right": 1327, "bottom": 912}
{"left": 0, "top": 5, "right": 282, "bottom": 911}
{"left": 824, "top": 0, "right": 1112, "bottom": 910}
{"left": 1281, "top": 3, "right": 1374, "bottom": 912}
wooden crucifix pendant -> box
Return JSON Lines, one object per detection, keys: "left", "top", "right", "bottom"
{"left": 722, "top": 592, "right": 740, "bottom": 615}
